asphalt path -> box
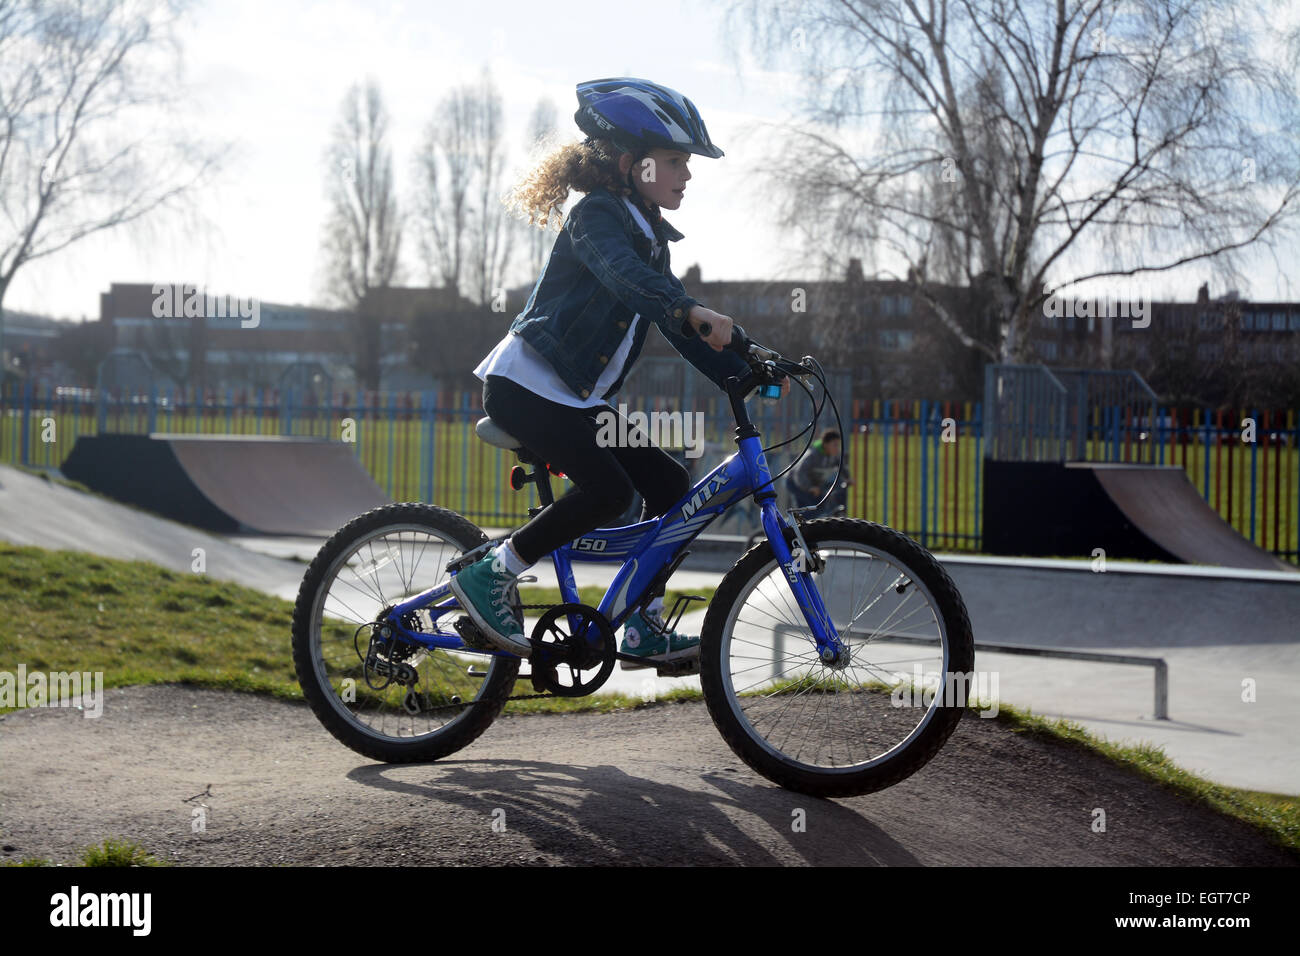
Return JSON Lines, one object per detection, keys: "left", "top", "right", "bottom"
{"left": 0, "top": 685, "right": 1293, "bottom": 866}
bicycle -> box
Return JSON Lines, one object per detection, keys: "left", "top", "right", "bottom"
{"left": 291, "top": 326, "right": 974, "bottom": 797}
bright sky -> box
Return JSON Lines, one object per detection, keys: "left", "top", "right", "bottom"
{"left": 7, "top": 0, "right": 1298, "bottom": 322}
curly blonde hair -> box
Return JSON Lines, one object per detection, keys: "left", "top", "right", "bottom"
{"left": 506, "top": 136, "right": 647, "bottom": 230}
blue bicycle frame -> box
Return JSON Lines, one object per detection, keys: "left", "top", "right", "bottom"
{"left": 382, "top": 375, "right": 843, "bottom": 664}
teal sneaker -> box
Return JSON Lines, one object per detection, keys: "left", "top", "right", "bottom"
{"left": 620, "top": 606, "right": 700, "bottom": 670}
{"left": 448, "top": 553, "right": 530, "bottom": 657}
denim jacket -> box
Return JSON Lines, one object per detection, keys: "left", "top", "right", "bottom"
{"left": 508, "top": 187, "right": 749, "bottom": 401}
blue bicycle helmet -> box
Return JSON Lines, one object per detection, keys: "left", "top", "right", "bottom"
{"left": 575, "top": 77, "right": 724, "bottom": 159}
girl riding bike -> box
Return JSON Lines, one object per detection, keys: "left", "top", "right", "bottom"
{"left": 451, "top": 77, "right": 787, "bottom": 666}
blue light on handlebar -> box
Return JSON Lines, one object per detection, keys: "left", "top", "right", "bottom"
{"left": 758, "top": 384, "right": 782, "bottom": 400}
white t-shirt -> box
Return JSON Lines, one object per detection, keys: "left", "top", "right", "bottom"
{"left": 474, "top": 197, "right": 660, "bottom": 408}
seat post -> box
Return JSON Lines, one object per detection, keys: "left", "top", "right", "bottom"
{"left": 533, "top": 463, "right": 556, "bottom": 507}
{"left": 514, "top": 448, "right": 557, "bottom": 508}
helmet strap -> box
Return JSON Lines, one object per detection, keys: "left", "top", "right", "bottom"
{"left": 623, "top": 152, "right": 662, "bottom": 220}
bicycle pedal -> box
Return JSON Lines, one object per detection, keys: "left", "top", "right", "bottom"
{"left": 616, "top": 653, "right": 700, "bottom": 677}
{"left": 453, "top": 616, "right": 493, "bottom": 651}
{"left": 654, "top": 657, "right": 701, "bottom": 678}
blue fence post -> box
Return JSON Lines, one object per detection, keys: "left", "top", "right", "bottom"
{"left": 1248, "top": 407, "right": 1258, "bottom": 542}
{"left": 20, "top": 378, "right": 32, "bottom": 466}
{"left": 1155, "top": 405, "right": 1165, "bottom": 466}
{"left": 460, "top": 390, "right": 471, "bottom": 518}
{"left": 383, "top": 392, "right": 394, "bottom": 498}
{"left": 973, "top": 400, "right": 982, "bottom": 547}
{"left": 353, "top": 391, "right": 364, "bottom": 462}
{"left": 881, "top": 400, "right": 891, "bottom": 525}
{"left": 919, "top": 399, "right": 929, "bottom": 548}
{"left": 1202, "top": 409, "right": 1211, "bottom": 502}
{"left": 415, "top": 391, "right": 426, "bottom": 503}
{"left": 425, "top": 388, "right": 436, "bottom": 504}
{"left": 1111, "top": 405, "right": 1121, "bottom": 461}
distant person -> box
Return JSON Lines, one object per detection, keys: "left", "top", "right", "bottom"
{"left": 786, "top": 429, "right": 851, "bottom": 516}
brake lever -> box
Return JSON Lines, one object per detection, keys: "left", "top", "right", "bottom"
{"left": 696, "top": 320, "right": 798, "bottom": 376}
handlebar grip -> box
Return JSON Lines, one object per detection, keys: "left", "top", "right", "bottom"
{"left": 693, "top": 319, "right": 751, "bottom": 355}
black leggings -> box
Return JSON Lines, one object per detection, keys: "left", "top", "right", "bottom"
{"left": 482, "top": 374, "right": 691, "bottom": 565}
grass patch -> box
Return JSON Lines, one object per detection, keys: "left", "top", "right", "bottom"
{"left": 979, "top": 699, "right": 1300, "bottom": 855}
{"left": 0, "top": 543, "right": 712, "bottom": 719}
{"left": 81, "top": 837, "right": 167, "bottom": 867}
{"left": 0, "top": 542, "right": 300, "bottom": 714}
{"left": 1, "top": 837, "right": 167, "bottom": 867}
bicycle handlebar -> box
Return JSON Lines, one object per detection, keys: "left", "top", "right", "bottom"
{"left": 694, "top": 320, "right": 804, "bottom": 379}
{"left": 693, "top": 314, "right": 847, "bottom": 516}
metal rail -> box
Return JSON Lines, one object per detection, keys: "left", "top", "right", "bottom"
{"left": 862, "top": 633, "right": 1169, "bottom": 720}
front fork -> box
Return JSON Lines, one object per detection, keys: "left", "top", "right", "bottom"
{"left": 759, "top": 500, "right": 844, "bottom": 662}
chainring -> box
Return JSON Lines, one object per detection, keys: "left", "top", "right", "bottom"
{"left": 526, "top": 603, "right": 616, "bottom": 697}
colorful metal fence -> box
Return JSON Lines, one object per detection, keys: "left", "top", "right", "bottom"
{"left": 2, "top": 381, "right": 1296, "bottom": 563}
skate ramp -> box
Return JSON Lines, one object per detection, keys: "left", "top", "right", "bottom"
{"left": 1082, "top": 463, "right": 1292, "bottom": 572}
{"left": 983, "top": 460, "right": 1295, "bottom": 572}
{"left": 61, "top": 434, "right": 388, "bottom": 536}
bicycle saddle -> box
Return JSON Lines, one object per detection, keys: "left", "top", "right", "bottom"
{"left": 475, "top": 417, "right": 546, "bottom": 467}
{"left": 475, "top": 416, "right": 522, "bottom": 450}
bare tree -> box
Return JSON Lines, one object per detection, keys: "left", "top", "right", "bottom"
{"left": 321, "top": 78, "right": 402, "bottom": 390}
{"left": 522, "top": 97, "right": 559, "bottom": 278}
{"left": 728, "top": 0, "right": 1300, "bottom": 363}
{"left": 412, "top": 68, "right": 515, "bottom": 306}
{"left": 0, "top": 0, "right": 218, "bottom": 378}
{"left": 413, "top": 87, "right": 472, "bottom": 297}
{"left": 466, "top": 72, "right": 514, "bottom": 308}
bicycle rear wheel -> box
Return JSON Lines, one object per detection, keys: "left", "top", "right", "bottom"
{"left": 700, "top": 518, "right": 974, "bottom": 797}
{"left": 291, "top": 503, "right": 519, "bottom": 763}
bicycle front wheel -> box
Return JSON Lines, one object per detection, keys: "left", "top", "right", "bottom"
{"left": 700, "top": 518, "right": 974, "bottom": 797}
